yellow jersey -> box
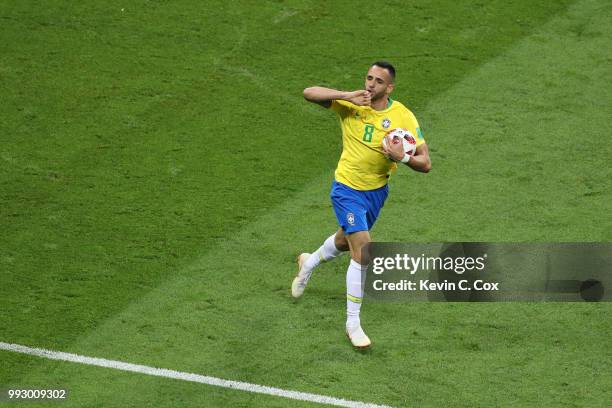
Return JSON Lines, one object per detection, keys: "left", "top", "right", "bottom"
{"left": 330, "top": 98, "right": 425, "bottom": 190}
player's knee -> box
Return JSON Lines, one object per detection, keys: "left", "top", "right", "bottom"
{"left": 348, "top": 233, "right": 371, "bottom": 263}
{"left": 335, "top": 237, "right": 349, "bottom": 252}
{"left": 335, "top": 231, "right": 349, "bottom": 252}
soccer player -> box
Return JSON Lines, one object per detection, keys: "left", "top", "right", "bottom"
{"left": 292, "top": 61, "right": 431, "bottom": 348}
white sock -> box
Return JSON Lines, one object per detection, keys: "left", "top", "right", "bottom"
{"left": 300, "top": 233, "right": 343, "bottom": 280}
{"left": 346, "top": 259, "right": 364, "bottom": 327}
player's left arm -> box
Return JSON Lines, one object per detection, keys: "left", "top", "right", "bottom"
{"left": 382, "top": 137, "right": 431, "bottom": 173}
{"left": 404, "top": 112, "right": 431, "bottom": 173}
{"left": 406, "top": 143, "right": 431, "bottom": 173}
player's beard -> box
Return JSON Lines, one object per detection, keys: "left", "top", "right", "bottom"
{"left": 369, "top": 90, "right": 386, "bottom": 103}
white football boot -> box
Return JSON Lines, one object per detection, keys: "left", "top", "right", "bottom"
{"left": 346, "top": 321, "right": 371, "bottom": 349}
{"left": 291, "top": 253, "right": 311, "bottom": 298}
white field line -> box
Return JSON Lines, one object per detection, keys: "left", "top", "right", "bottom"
{"left": 0, "top": 342, "right": 392, "bottom": 408}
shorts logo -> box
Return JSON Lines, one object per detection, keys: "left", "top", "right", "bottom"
{"left": 347, "top": 212, "right": 355, "bottom": 226}
{"left": 382, "top": 118, "right": 391, "bottom": 129}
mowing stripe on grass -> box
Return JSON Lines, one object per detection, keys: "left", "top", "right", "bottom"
{"left": 0, "top": 342, "right": 392, "bottom": 408}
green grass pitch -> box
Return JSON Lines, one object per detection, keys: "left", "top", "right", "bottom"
{"left": 1, "top": 0, "right": 611, "bottom": 406}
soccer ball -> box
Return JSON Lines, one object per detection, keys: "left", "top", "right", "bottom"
{"left": 382, "top": 128, "right": 417, "bottom": 160}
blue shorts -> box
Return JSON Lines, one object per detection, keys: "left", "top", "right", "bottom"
{"left": 330, "top": 180, "right": 389, "bottom": 234}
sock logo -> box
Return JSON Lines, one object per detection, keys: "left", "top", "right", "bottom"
{"left": 347, "top": 212, "right": 355, "bottom": 226}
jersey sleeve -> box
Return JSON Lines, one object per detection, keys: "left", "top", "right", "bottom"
{"left": 405, "top": 110, "right": 426, "bottom": 147}
{"left": 330, "top": 99, "right": 355, "bottom": 118}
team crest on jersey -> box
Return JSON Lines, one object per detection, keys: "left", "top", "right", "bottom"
{"left": 382, "top": 118, "right": 391, "bottom": 129}
{"left": 347, "top": 212, "right": 355, "bottom": 226}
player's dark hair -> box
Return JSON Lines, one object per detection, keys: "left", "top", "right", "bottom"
{"left": 372, "top": 61, "right": 396, "bottom": 81}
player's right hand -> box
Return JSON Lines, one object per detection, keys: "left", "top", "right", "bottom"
{"left": 346, "top": 90, "right": 371, "bottom": 106}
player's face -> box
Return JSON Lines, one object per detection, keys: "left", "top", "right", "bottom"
{"left": 365, "top": 66, "right": 394, "bottom": 101}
